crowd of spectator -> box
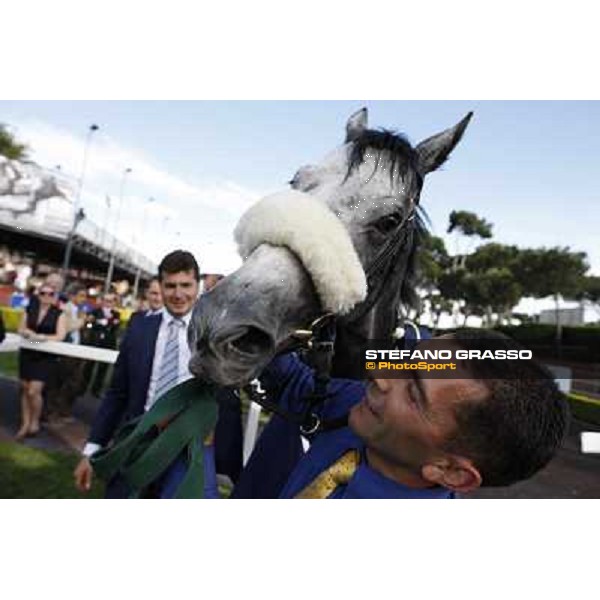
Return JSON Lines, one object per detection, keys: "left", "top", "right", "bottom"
{"left": 0, "top": 258, "right": 228, "bottom": 439}
{"left": 1, "top": 268, "right": 161, "bottom": 433}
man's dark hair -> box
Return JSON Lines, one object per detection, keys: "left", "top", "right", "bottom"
{"left": 444, "top": 329, "right": 570, "bottom": 487}
{"left": 158, "top": 250, "right": 200, "bottom": 282}
{"left": 145, "top": 276, "right": 160, "bottom": 289}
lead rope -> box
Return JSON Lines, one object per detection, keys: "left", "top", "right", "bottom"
{"left": 297, "top": 314, "right": 337, "bottom": 435}
{"left": 241, "top": 313, "right": 343, "bottom": 435}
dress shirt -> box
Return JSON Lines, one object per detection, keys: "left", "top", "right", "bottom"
{"left": 145, "top": 307, "right": 194, "bottom": 410}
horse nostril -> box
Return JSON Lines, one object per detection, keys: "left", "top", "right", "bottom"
{"left": 229, "top": 326, "right": 273, "bottom": 356}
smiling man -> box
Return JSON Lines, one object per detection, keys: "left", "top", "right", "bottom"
{"left": 256, "top": 329, "right": 569, "bottom": 499}
{"left": 74, "top": 250, "right": 205, "bottom": 497}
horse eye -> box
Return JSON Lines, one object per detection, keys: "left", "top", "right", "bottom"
{"left": 374, "top": 212, "right": 402, "bottom": 234}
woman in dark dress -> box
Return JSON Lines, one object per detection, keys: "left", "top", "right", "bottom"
{"left": 17, "top": 284, "right": 66, "bottom": 439}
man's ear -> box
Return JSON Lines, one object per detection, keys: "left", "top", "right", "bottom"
{"left": 422, "top": 456, "right": 482, "bottom": 494}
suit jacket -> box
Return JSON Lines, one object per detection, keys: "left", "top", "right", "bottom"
{"left": 88, "top": 312, "right": 162, "bottom": 446}
{"left": 89, "top": 312, "right": 243, "bottom": 482}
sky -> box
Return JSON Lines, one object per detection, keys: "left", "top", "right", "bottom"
{"left": 1, "top": 100, "right": 599, "bottom": 277}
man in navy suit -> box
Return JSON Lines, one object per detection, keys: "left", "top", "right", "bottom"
{"left": 73, "top": 250, "right": 242, "bottom": 497}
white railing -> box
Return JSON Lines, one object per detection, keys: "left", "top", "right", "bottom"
{"left": 4, "top": 336, "right": 262, "bottom": 461}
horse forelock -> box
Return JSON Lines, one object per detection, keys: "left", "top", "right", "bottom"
{"left": 346, "top": 128, "right": 423, "bottom": 195}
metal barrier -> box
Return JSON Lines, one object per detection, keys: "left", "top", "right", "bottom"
{"left": 19, "top": 338, "right": 118, "bottom": 363}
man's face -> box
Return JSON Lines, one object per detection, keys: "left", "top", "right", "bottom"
{"left": 146, "top": 280, "right": 163, "bottom": 311}
{"left": 103, "top": 294, "right": 117, "bottom": 310}
{"left": 45, "top": 273, "right": 64, "bottom": 292}
{"left": 74, "top": 290, "right": 87, "bottom": 306}
{"left": 160, "top": 270, "right": 199, "bottom": 317}
{"left": 349, "top": 364, "right": 487, "bottom": 475}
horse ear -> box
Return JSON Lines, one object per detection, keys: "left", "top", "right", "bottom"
{"left": 415, "top": 112, "right": 473, "bottom": 175}
{"left": 345, "top": 107, "right": 368, "bottom": 142}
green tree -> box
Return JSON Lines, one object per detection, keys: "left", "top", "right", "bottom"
{"left": 0, "top": 123, "right": 28, "bottom": 160}
{"left": 576, "top": 275, "right": 600, "bottom": 304}
{"left": 415, "top": 233, "right": 450, "bottom": 290}
{"left": 415, "top": 233, "right": 452, "bottom": 330}
{"left": 513, "top": 247, "right": 589, "bottom": 341}
{"left": 464, "top": 242, "right": 520, "bottom": 273}
{"left": 575, "top": 275, "right": 600, "bottom": 323}
{"left": 447, "top": 210, "right": 494, "bottom": 238}
{"left": 446, "top": 210, "right": 494, "bottom": 270}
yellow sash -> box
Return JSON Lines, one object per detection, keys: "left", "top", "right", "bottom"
{"left": 294, "top": 449, "right": 360, "bottom": 499}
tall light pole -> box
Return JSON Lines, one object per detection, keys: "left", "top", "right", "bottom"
{"left": 61, "top": 123, "right": 99, "bottom": 281}
{"left": 161, "top": 215, "right": 171, "bottom": 257}
{"left": 101, "top": 195, "right": 112, "bottom": 248}
{"left": 104, "top": 167, "right": 132, "bottom": 293}
{"left": 132, "top": 196, "right": 156, "bottom": 300}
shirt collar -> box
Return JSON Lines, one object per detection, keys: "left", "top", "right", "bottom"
{"left": 161, "top": 307, "right": 193, "bottom": 328}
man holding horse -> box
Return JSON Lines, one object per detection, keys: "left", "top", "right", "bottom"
{"left": 188, "top": 108, "right": 569, "bottom": 499}
{"left": 257, "top": 330, "right": 569, "bottom": 498}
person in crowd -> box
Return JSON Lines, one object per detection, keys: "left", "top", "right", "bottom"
{"left": 83, "top": 292, "right": 121, "bottom": 397}
{"left": 200, "top": 273, "right": 224, "bottom": 294}
{"left": 62, "top": 283, "right": 89, "bottom": 345}
{"left": 131, "top": 277, "right": 163, "bottom": 320}
{"left": 0, "top": 310, "right": 5, "bottom": 344}
{"left": 248, "top": 329, "right": 569, "bottom": 499}
{"left": 73, "top": 250, "right": 243, "bottom": 497}
{"left": 24, "top": 272, "right": 64, "bottom": 314}
{"left": 144, "top": 277, "right": 164, "bottom": 315}
{"left": 125, "top": 277, "right": 164, "bottom": 331}
{"left": 47, "top": 283, "right": 90, "bottom": 420}
{"left": 16, "top": 282, "right": 66, "bottom": 439}
{"left": 45, "top": 272, "right": 65, "bottom": 295}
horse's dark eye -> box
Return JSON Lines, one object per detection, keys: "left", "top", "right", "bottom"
{"left": 374, "top": 213, "right": 402, "bottom": 234}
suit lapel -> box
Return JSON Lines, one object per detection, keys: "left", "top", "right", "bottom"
{"left": 140, "top": 313, "right": 163, "bottom": 392}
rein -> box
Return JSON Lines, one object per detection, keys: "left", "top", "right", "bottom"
{"left": 242, "top": 313, "right": 345, "bottom": 435}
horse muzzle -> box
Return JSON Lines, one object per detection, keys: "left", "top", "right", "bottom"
{"left": 190, "top": 317, "right": 276, "bottom": 386}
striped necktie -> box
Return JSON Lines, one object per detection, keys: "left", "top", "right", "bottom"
{"left": 294, "top": 449, "right": 360, "bottom": 499}
{"left": 154, "top": 318, "right": 183, "bottom": 402}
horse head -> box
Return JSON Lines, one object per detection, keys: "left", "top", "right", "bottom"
{"left": 189, "top": 108, "right": 472, "bottom": 386}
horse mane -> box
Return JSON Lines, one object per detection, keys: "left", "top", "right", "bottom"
{"left": 346, "top": 128, "right": 422, "bottom": 190}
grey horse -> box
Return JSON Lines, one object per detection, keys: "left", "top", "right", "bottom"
{"left": 189, "top": 107, "right": 472, "bottom": 387}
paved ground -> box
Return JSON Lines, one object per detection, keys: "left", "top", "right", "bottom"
{"left": 0, "top": 376, "right": 100, "bottom": 454}
{"left": 467, "top": 418, "right": 600, "bottom": 498}
{"left": 1, "top": 375, "right": 599, "bottom": 498}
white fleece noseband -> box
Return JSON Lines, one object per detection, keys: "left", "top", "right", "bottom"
{"left": 234, "top": 190, "right": 367, "bottom": 315}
